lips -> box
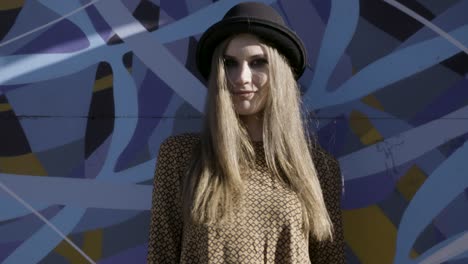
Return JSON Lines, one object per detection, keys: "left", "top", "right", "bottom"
{"left": 232, "top": 91, "right": 257, "bottom": 95}
{"left": 232, "top": 91, "right": 256, "bottom": 100}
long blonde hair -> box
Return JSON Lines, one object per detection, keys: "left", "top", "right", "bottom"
{"left": 183, "top": 36, "right": 333, "bottom": 241}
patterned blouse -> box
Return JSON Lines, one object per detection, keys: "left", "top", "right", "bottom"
{"left": 147, "top": 133, "right": 345, "bottom": 263}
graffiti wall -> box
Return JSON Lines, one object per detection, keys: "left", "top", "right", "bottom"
{"left": 1, "top": 0, "right": 467, "bottom": 263}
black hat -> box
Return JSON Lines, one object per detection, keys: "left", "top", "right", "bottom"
{"left": 196, "top": 2, "right": 307, "bottom": 80}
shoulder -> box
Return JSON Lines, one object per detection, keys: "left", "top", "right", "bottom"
{"left": 154, "top": 133, "right": 201, "bottom": 179}
{"left": 159, "top": 132, "right": 201, "bottom": 159}
{"left": 161, "top": 132, "right": 201, "bottom": 148}
{"left": 309, "top": 143, "right": 343, "bottom": 192}
{"left": 310, "top": 143, "right": 339, "bottom": 173}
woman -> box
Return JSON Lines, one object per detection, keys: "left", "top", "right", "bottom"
{"left": 147, "top": 2, "right": 345, "bottom": 263}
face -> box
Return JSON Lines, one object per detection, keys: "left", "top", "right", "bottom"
{"left": 223, "top": 34, "right": 269, "bottom": 117}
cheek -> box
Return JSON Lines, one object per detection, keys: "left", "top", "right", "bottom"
{"left": 252, "top": 73, "right": 268, "bottom": 88}
{"left": 256, "top": 87, "right": 269, "bottom": 107}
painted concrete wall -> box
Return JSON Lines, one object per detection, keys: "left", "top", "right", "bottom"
{"left": 0, "top": 0, "right": 467, "bottom": 263}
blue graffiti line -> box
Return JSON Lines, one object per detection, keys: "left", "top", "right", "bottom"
{"left": 97, "top": 59, "right": 139, "bottom": 176}
{"left": 384, "top": 0, "right": 468, "bottom": 55}
{"left": 0, "top": 182, "right": 95, "bottom": 263}
{"left": 1, "top": 207, "right": 91, "bottom": 264}
{"left": 394, "top": 140, "right": 468, "bottom": 263}
{"left": 1, "top": 1, "right": 207, "bottom": 111}
{"left": 0, "top": 17, "right": 194, "bottom": 223}
{"left": 0, "top": 0, "right": 102, "bottom": 49}
{"left": 330, "top": 102, "right": 446, "bottom": 181}
{"left": 1, "top": 60, "right": 138, "bottom": 263}
{"left": 417, "top": 231, "right": 468, "bottom": 264}
{"left": 37, "top": 0, "right": 105, "bottom": 47}
{"left": 0, "top": 208, "right": 141, "bottom": 243}
{"left": 0, "top": 200, "right": 48, "bottom": 222}
{"left": 0, "top": 174, "right": 152, "bottom": 210}
{"left": 114, "top": 96, "right": 186, "bottom": 183}
{"left": 398, "top": 0, "right": 468, "bottom": 49}
{"left": 1, "top": 0, "right": 200, "bottom": 261}
{"left": 310, "top": 24, "right": 468, "bottom": 109}
{"left": 0, "top": 1, "right": 274, "bottom": 261}
{"left": 1, "top": 12, "right": 141, "bottom": 264}
{"left": 95, "top": 0, "right": 207, "bottom": 112}
{"left": 0, "top": 0, "right": 275, "bottom": 87}
{"left": 0, "top": 206, "right": 62, "bottom": 243}
{"left": 339, "top": 105, "right": 468, "bottom": 180}
{"left": 305, "top": 0, "right": 359, "bottom": 100}
{"left": 0, "top": 95, "right": 183, "bottom": 221}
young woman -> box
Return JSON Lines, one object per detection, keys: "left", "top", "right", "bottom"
{"left": 147, "top": 2, "right": 345, "bottom": 263}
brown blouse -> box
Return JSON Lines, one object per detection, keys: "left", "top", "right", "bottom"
{"left": 147, "top": 133, "right": 345, "bottom": 263}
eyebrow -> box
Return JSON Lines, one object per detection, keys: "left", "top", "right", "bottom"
{"left": 223, "top": 54, "right": 267, "bottom": 60}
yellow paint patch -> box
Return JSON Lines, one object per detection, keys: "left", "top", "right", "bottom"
{"left": 343, "top": 205, "right": 418, "bottom": 264}
{"left": 396, "top": 165, "right": 427, "bottom": 201}
{"left": 361, "top": 128, "right": 383, "bottom": 145}
{"left": 55, "top": 237, "right": 88, "bottom": 264}
{"left": 0, "top": 153, "right": 47, "bottom": 176}
{"left": 343, "top": 206, "right": 397, "bottom": 264}
{"left": 0, "top": 103, "right": 12, "bottom": 112}
{"left": 93, "top": 75, "right": 113, "bottom": 92}
{"left": 410, "top": 250, "right": 419, "bottom": 259}
{"left": 361, "top": 94, "right": 384, "bottom": 111}
{"left": 349, "top": 110, "right": 383, "bottom": 145}
{"left": 54, "top": 230, "right": 102, "bottom": 264}
{"left": 82, "top": 229, "right": 103, "bottom": 261}
{"left": 92, "top": 68, "right": 131, "bottom": 92}
{"left": 0, "top": 0, "right": 24, "bottom": 11}
{"left": 343, "top": 206, "right": 418, "bottom": 263}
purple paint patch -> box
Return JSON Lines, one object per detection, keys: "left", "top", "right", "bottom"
{"left": 0, "top": 206, "right": 62, "bottom": 243}
{"left": 85, "top": 5, "right": 114, "bottom": 43}
{"left": 316, "top": 115, "right": 348, "bottom": 156}
{"left": 410, "top": 78, "right": 468, "bottom": 126}
{"left": 0, "top": 84, "right": 27, "bottom": 93}
{"left": 14, "top": 19, "right": 89, "bottom": 54}
{"left": 342, "top": 169, "right": 396, "bottom": 209}
{"left": 277, "top": 0, "right": 325, "bottom": 67}
{"left": 309, "top": 0, "right": 331, "bottom": 22}
{"left": 0, "top": 241, "right": 22, "bottom": 263}
{"left": 85, "top": 136, "right": 112, "bottom": 179}
{"left": 68, "top": 160, "right": 85, "bottom": 179}
{"left": 98, "top": 244, "right": 147, "bottom": 264}
{"left": 432, "top": 222, "right": 447, "bottom": 242}
{"left": 115, "top": 71, "right": 173, "bottom": 171}
{"left": 433, "top": 193, "right": 468, "bottom": 238}
{"left": 160, "top": 0, "right": 188, "bottom": 21}
{"left": 438, "top": 132, "right": 468, "bottom": 158}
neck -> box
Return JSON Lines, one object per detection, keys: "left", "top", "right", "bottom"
{"left": 240, "top": 114, "right": 263, "bottom": 142}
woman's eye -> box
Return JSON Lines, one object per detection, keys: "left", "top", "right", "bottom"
{"left": 224, "top": 59, "right": 237, "bottom": 68}
{"left": 250, "top": 58, "right": 268, "bottom": 67}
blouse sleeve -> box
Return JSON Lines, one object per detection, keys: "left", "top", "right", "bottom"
{"left": 309, "top": 149, "right": 346, "bottom": 263}
{"left": 147, "top": 137, "right": 184, "bottom": 263}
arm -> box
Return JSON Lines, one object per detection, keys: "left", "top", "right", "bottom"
{"left": 147, "top": 137, "right": 184, "bottom": 263}
{"left": 309, "top": 150, "right": 346, "bottom": 263}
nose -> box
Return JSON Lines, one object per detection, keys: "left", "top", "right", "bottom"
{"left": 233, "top": 61, "right": 252, "bottom": 86}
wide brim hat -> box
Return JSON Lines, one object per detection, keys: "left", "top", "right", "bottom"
{"left": 196, "top": 2, "right": 307, "bottom": 80}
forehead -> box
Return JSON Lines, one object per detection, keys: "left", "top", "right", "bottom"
{"left": 224, "top": 34, "right": 266, "bottom": 57}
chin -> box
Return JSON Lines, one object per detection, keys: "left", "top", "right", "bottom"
{"left": 233, "top": 99, "right": 266, "bottom": 117}
{"left": 234, "top": 105, "right": 257, "bottom": 116}
{"left": 236, "top": 110, "right": 259, "bottom": 116}
{"left": 235, "top": 106, "right": 264, "bottom": 117}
